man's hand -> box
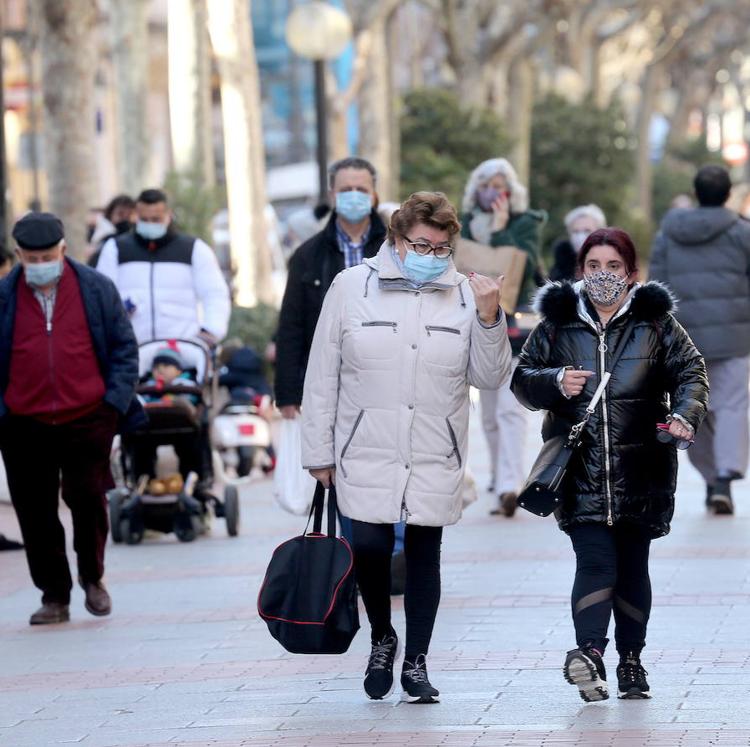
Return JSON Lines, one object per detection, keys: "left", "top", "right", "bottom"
{"left": 469, "top": 273, "right": 504, "bottom": 324}
{"left": 280, "top": 404, "right": 300, "bottom": 420}
{"left": 562, "top": 369, "right": 595, "bottom": 397}
{"left": 197, "top": 329, "right": 218, "bottom": 347}
{"left": 491, "top": 193, "right": 510, "bottom": 232}
{"left": 310, "top": 467, "right": 336, "bottom": 488}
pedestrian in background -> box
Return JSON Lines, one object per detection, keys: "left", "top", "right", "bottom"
{"left": 275, "top": 157, "right": 385, "bottom": 419}
{"left": 0, "top": 212, "right": 140, "bottom": 624}
{"left": 513, "top": 228, "right": 708, "bottom": 702}
{"left": 302, "top": 191, "right": 511, "bottom": 703}
{"left": 549, "top": 204, "right": 607, "bottom": 282}
{"left": 461, "top": 157, "right": 546, "bottom": 517}
{"left": 96, "top": 188, "right": 230, "bottom": 347}
{"left": 650, "top": 164, "right": 750, "bottom": 515}
{"left": 87, "top": 194, "right": 136, "bottom": 267}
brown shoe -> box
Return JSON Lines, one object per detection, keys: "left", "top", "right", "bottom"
{"left": 79, "top": 579, "right": 112, "bottom": 616}
{"left": 489, "top": 491, "right": 518, "bottom": 518}
{"left": 29, "top": 602, "right": 70, "bottom": 625}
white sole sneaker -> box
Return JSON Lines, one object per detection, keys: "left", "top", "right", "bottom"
{"left": 563, "top": 650, "right": 609, "bottom": 702}
{"left": 618, "top": 687, "right": 651, "bottom": 699}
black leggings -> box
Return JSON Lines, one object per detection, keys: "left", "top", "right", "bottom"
{"left": 569, "top": 523, "right": 652, "bottom": 657}
{"left": 350, "top": 520, "right": 442, "bottom": 660}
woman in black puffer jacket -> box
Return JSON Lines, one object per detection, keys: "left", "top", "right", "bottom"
{"left": 512, "top": 228, "right": 708, "bottom": 704}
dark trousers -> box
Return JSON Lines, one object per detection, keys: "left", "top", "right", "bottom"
{"left": 568, "top": 523, "right": 652, "bottom": 657}
{"left": 0, "top": 404, "right": 118, "bottom": 604}
{"left": 350, "top": 519, "right": 442, "bottom": 660}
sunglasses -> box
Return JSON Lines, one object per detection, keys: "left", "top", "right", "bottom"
{"left": 656, "top": 422, "right": 694, "bottom": 450}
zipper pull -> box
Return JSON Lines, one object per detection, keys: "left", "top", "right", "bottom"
{"left": 46, "top": 320, "right": 52, "bottom": 334}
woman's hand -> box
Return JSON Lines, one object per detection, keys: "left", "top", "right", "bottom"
{"left": 310, "top": 467, "right": 336, "bottom": 488}
{"left": 668, "top": 419, "right": 693, "bottom": 441}
{"left": 469, "top": 273, "right": 505, "bottom": 324}
{"left": 562, "top": 368, "right": 594, "bottom": 397}
{"left": 491, "top": 193, "right": 510, "bottom": 232}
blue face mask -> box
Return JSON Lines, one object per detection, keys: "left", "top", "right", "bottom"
{"left": 136, "top": 220, "right": 168, "bottom": 241}
{"left": 24, "top": 259, "right": 64, "bottom": 288}
{"left": 403, "top": 250, "right": 450, "bottom": 283}
{"left": 335, "top": 191, "right": 372, "bottom": 223}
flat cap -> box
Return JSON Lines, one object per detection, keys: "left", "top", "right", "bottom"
{"left": 12, "top": 212, "right": 65, "bottom": 250}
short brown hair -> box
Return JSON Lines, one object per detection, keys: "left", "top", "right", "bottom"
{"left": 387, "top": 191, "right": 461, "bottom": 243}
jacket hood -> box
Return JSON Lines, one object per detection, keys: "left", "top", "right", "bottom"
{"left": 661, "top": 206, "right": 738, "bottom": 244}
{"left": 534, "top": 280, "right": 676, "bottom": 325}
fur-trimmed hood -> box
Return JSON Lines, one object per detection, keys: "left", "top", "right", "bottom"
{"left": 533, "top": 280, "right": 676, "bottom": 326}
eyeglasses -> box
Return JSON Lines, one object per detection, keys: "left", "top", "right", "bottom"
{"left": 656, "top": 423, "right": 693, "bottom": 450}
{"left": 404, "top": 237, "right": 454, "bottom": 259}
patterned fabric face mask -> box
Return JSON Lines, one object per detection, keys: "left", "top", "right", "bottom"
{"left": 583, "top": 269, "right": 628, "bottom": 306}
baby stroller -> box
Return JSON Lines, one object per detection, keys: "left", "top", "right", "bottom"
{"left": 108, "top": 339, "right": 240, "bottom": 544}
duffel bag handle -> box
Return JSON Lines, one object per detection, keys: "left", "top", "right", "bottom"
{"left": 305, "top": 481, "right": 338, "bottom": 538}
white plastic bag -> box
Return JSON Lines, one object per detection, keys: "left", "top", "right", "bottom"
{"left": 273, "top": 418, "right": 317, "bottom": 515}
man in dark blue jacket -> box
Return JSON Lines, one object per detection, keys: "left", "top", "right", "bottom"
{"left": 0, "top": 212, "right": 140, "bottom": 625}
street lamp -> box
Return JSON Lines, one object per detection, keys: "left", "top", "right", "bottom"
{"left": 285, "top": 2, "right": 352, "bottom": 204}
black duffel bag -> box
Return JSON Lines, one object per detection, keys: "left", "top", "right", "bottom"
{"left": 257, "top": 482, "right": 359, "bottom": 654}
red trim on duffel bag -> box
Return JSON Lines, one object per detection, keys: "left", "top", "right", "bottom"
{"left": 257, "top": 536, "right": 354, "bottom": 626}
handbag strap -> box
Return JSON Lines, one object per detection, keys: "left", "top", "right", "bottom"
{"left": 568, "top": 315, "right": 637, "bottom": 444}
{"left": 304, "top": 481, "right": 338, "bottom": 537}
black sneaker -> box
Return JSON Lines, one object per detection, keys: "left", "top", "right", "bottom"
{"left": 363, "top": 633, "right": 399, "bottom": 700}
{"left": 563, "top": 645, "right": 609, "bottom": 702}
{"left": 401, "top": 654, "right": 439, "bottom": 703}
{"left": 617, "top": 652, "right": 650, "bottom": 699}
{"left": 710, "top": 478, "right": 734, "bottom": 515}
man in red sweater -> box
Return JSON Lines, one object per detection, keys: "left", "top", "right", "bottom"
{"left": 0, "top": 212, "right": 139, "bottom": 625}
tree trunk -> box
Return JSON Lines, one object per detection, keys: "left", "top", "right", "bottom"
{"left": 635, "top": 63, "right": 660, "bottom": 222}
{"left": 507, "top": 57, "right": 535, "bottom": 188}
{"left": 38, "top": 0, "right": 98, "bottom": 258}
{"left": 207, "top": 0, "right": 273, "bottom": 307}
{"left": 107, "top": 0, "right": 149, "bottom": 196}
{"left": 358, "top": 16, "right": 396, "bottom": 200}
{"left": 168, "top": 0, "right": 215, "bottom": 186}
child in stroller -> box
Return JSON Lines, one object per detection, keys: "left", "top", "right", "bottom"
{"left": 109, "top": 340, "right": 239, "bottom": 543}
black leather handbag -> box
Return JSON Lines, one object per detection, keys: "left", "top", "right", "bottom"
{"left": 257, "top": 482, "right": 359, "bottom": 654}
{"left": 517, "top": 317, "right": 636, "bottom": 517}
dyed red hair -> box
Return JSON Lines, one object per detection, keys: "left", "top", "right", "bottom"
{"left": 578, "top": 227, "right": 638, "bottom": 274}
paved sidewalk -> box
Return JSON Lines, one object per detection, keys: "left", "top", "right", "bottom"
{"left": 1, "top": 406, "right": 749, "bottom": 747}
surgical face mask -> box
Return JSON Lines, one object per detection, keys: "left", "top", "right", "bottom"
{"left": 583, "top": 269, "right": 629, "bottom": 307}
{"left": 24, "top": 259, "right": 64, "bottom": 288}
{"left": 570, "top": 230, "right": 589, "bottom": 252}
{"left": 136, "top": 220, "right": 168, "bottom": 241}
{"left": 403, "top": 249, "right": 449, "bottom": 283}
{"left": 335, "top": 191, "right": 372, "bottom": 223}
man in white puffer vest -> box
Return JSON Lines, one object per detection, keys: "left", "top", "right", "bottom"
{"left": 96, "top": 188, "right": 230, "bottom": 346}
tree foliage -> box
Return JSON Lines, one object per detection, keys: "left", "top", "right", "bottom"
{"left": 530, "top": 93, "right": 637, "bottom": 253}
{"left": 162, "top": 169, "right": 226, "bottom": 244}
{"left": 399, "top": 88, "right": 513, "bottom": 209}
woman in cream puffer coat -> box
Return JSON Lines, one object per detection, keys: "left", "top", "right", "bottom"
{"left": 301, "top": 192, "right": 511, "bottom": 704}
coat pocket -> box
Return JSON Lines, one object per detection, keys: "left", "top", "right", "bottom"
{"left": 362, "top": 321, "right": 398, "bottom": 332}
{"left": 425, "top": 325, "right": 461, "bottom": 336}
{"left": 339, "top": 410, "right": 365, "bottom": 478}
{"left": 445, "top": 418, "right": 462, "bottom": 469}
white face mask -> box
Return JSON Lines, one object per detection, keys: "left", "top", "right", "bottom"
{"left": 136, "top": 220, "right": 168, "bottom": 241}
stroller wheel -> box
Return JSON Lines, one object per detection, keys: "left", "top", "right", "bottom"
{"left": 174, "top": 524, "right": 196, "bottom": 542}
{"left": 108, "top": 490, "right": 124, "bottom": 544}
{"left": 237, "top": 446, "right": 256, "bottom": 477}
{"left": 174, "top": 510, "right": 197, "bottom": 542}
{"left": 121, "top": 517, "right": 144, "bottom": 545}
{"left": 224, "top": 485, "right": 240, "bottom": 537}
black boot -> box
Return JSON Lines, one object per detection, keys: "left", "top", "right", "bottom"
{"left": 617, "top": 651, "right": 650, "bottom": 699}
{"left": 563, "top": 643, "right": 609, "bottom": 702}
